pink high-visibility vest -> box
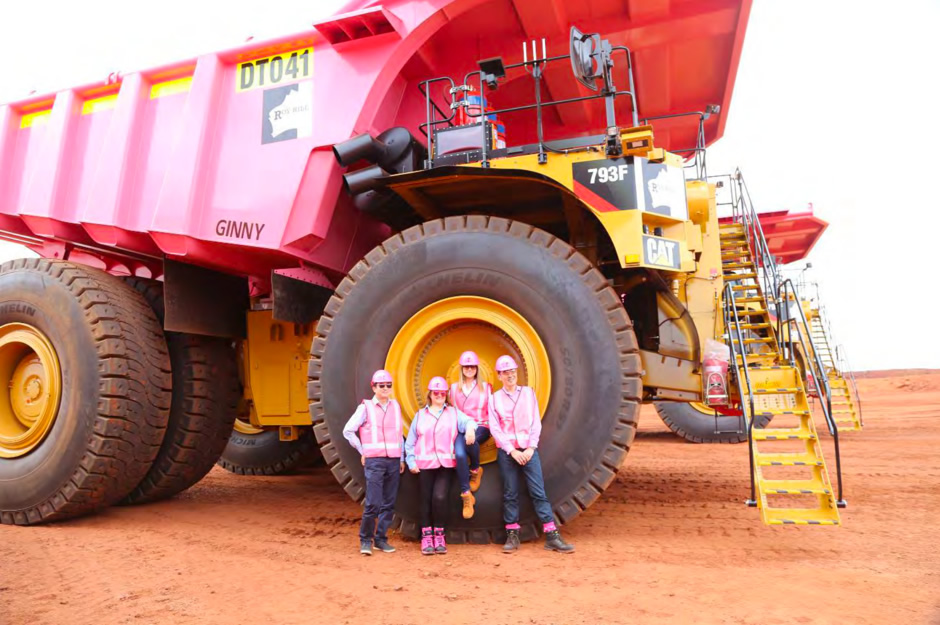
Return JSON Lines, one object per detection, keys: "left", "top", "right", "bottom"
{"left": 359, "top": 399, "right": 403, "bottom": 458}
{"left": 412, "top": 406, "right": 459, "bottom": 469}
{"left": 449, "top": 381, "right": 491, "bottom": 428}
{"left": 491, "top": 387, "right": 539, "bottom": 449}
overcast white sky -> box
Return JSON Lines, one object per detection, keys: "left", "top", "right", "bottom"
{"left": 0, "top": 0, "right": 937, "bottom": 371}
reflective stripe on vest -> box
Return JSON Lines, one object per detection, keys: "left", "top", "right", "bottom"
{"left": 491, "top": 387, "right": 538, "bottom": 449}
{"left": 413, "top": 405, "right": 459, "bottom": 469}
{"left": 450, "top": 381, "right": 491, "bottom": 428}
{"left": 359, "top": 399, "right": 403, "bottom": 458}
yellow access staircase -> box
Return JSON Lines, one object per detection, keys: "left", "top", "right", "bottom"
{"left": 807, "top": 311, "right": 863, "bottom": 431}
{"left": 719, "top": 220, "right": 843, "bottom": 525}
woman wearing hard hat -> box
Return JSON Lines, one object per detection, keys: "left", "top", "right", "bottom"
{"left": 489, "top": 355, "right": 575, "bottom": 554}
{"left": 449, "top": 350, "right": 492, "bottom": 520}
{"left": 342, "top": 369, "right": 405, "bottom": 556}
{"left": 404, "top": 376, "right": 477, "bottom": 555}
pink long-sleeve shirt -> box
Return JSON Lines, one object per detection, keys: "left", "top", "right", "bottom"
{"left": 488, "top": 386, "right": 542, "bottom": 453}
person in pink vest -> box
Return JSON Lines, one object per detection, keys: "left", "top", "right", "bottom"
{"left": 449, "top": 350, "right": 492, "bottom": 520}
{"left": 489, "top": 355, "right": 575, "bottom": 554}
{"left": 342, "top": 369, "right": 405, "bottom": 556}
{"left": 404, "top": 376, "right": 477, "bottom": 555}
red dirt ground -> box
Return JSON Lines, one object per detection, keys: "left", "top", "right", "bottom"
{"left": 2, "top": 370, "right": 939, "bottom": 625}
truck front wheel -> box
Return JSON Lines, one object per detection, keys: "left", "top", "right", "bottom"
{"left": 309, "top": 217, "right": 641, "bottom": 543}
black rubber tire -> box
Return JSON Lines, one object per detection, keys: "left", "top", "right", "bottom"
{"left": 654, "top": 401, "right": 772, "bottom": 444}
{"left": 0, "top": 259, "right": 171, "bottom": 525}
{"left": 308, "top": 216, "right": 641, "bottom": 543}
{"left": 120, "top": 278, "right": 241, "bottom": 504}
{"left": 216, "top": 427, "right": 318, "bottom": 476}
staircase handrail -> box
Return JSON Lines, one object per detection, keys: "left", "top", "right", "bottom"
{"left": 735, "top": 170, "right": 782, "bottom": 315}
{"left": 777, "top": 278, "right": 846, "bottom": 505}
{"left": 722, "top": 282, "right": 759, "bottom": 506}
{"left": 836, "top": 344, "right": 864, "bottom": 427}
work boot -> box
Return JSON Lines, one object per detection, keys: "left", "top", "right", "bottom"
{"left": 360, "top": 540, "right": 373, "bottom": 556}
{"left": 469, "top": 467, "right": 483, "bottom": 493}
{"left": 544, "top": 530, "right": 575, "bottom": 554}
{"left": 461, "top": 491, "right": 475, "bottom": 519}
{"left": 420, "top": 527, "right": 434, "bottom": 556}
{"left": 502, "top": 529, "right": 520, "bottom": 553}
{"left": 374, "top": 539, "right": 396, "bottom": 553}
{"left": 433, "top": 528, "right": 447, "bottom": 554}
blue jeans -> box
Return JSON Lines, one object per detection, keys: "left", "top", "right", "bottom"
{"left": 496, "top": 448, "right": 554, "bottom": 526}
{"left": 360, "top": 456, "right": 400, "bottom": 542}
{"left": 455, "top": 425, "right": 491, "bottom": 493}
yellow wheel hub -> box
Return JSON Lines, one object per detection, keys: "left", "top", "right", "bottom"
{"left": 0, "top": 323, "right": 62, "bottom": 459}
{"left": 386, "top": 296, "right": 551, "bottom": 464}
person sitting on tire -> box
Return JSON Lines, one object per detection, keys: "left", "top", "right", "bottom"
{"left": 342, "top": 369, "right": 405, "bottom": 556}
{"left": 404, "top": 376, "right": 477, "bottom": 555}
{"left": 449, "top": 350, "right": 493, "bottom": 520}
{"left": 489, "top": 355, "right": 574, "bottom": 554}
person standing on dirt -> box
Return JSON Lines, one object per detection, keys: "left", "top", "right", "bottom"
{"left": 342, "top": 369, "right": 405, "bottom": 556}
{"left": 489, "top": 355, "right": 574, "bottom": 554}
{"left": 405, "top": 376, "right": 477, "bottom": 555}
{"left": 449, "top": 350, "right": 492, "bottom": 520}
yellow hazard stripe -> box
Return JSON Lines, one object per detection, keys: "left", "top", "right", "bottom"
{"left": 82, "top": 94, "right": 119, "bottom": 115}
{"left": 150, "top": 76, "right": 193, "bottom": 100}
{"left": 20, "top": 110, "right": 52, "bottom": 129}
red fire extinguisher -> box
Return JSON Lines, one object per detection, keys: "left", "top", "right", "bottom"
{"left": 703, "top": 356, "right": 730, "bottom": 406}
{"left": 806, "top": 370, "right": 818, "bottom": 398}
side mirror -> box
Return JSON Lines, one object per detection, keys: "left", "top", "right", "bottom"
{"left": 570, "top": 26, "right": 601, "bottom": 91}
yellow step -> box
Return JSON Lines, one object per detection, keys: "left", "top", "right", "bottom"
{"left": 756, "top": 453, "right": 823, "bottom": 467}
{"left": 725, "top": 272, "right": 758, "bottom": 279}
{"left": 731, "top": 284, "right": 760, "bottom": 291}
{"left": 740, "top": 322, "right": 772, "bottom": 329}
{"left": 722, "top": 261, "right": 754, "bottom": 269}
{"left": 751, "top": 387, "right": 800, "bottom": 394}
{"left": 733, "top": 296, "right": 765, "bottom": 303}
{"left": 760, "top": 479, "right": 831, "bottom": 495}
{"left": 753, "top": 428, "right": 816, "bottom": 441}
{"left": 753, "top": 409, "right": 811, "bottom": 417}
{"left": 731, "top": 308, "right": 768, "bottom": 316}
{"left": 762, "top": 508, "right": 840, "bottom": 525}
{"left": 742, "top": 337, "right": 775, "bottom": 344}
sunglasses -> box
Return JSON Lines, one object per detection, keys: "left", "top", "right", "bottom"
{"left": 375, "top": 383, "right": 393, "bottom": 389}
{"left": 430, "top": 391, "right": 447, "bottom": 397}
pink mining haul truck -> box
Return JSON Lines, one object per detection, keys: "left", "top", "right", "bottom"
{"left": 0, "top": 0, "right": 753, "bottom": 538}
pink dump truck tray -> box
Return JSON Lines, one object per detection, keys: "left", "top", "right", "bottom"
{"left": 0, "top": 0, "right": 751, "bottom": 285}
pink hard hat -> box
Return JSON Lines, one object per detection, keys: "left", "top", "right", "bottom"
{"left": 427, "top": 376, "right": 449, "bottom": 392}
{"left": 459, "top": 350, "right": 480, "bottom": 367}
{"left": 371, "top": 369, "right": 393, "bottom": 385}
{"left": 495, "top": 355, "right": 518, "bottom": 372}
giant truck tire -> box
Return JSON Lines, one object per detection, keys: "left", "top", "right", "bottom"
{"left": 0, "top": 259, "right": 171, "bottom": 525}
{"left": 217, "top": 423, "right": 318, "bottom": 475}
{"left": 120, "top": 278, "right": 240, "bottom": 504}
{"left": 654, "top": 401, "right": 772, "bottom": 444}
{"left": 308, "top": 217, "right": 642, "bottom": 543}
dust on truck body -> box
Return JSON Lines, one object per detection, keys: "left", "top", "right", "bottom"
{"left": 1, "top": 0, "right": 833, "bottom": 535}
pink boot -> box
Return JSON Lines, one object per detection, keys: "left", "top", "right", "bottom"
{"left": 420, "top": 527, "right": 434, "bottom": 555}
{"left": 433, "top": 527, "right": 447, "bottom": 554}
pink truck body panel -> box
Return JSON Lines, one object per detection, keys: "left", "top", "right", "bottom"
{"left": 0, "top": 0, "right": 751, "bottom": 288}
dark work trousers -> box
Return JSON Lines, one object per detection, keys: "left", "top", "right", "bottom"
{"left": 496, "top": 449, "right": 554, "bottom": 525}
{"left": 418, "top": 467, "right": 454, "bottom": 528}
{"left": 454, "top": 426, "right": 492, "bottom": 493}
{"left": 360, "top": 456, "right": 401, "bottom": 542}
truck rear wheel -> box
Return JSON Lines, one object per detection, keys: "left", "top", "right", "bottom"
{"left": 120, "top": 278, "right": 240, "bottom": 504}
{"left": 216, "top": 420, "right": 318, "bottom": 475}
{"left": 654, "top": 401, "right": 772, "bottom": 443}
{"left": 309, "top": 217, "right": 641, "bottom": 543}
{"left": 0, "top": 260, "right": 171, "bottom": 525}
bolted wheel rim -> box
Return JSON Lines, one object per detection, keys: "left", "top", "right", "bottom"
{"left": 0, "top": 323, "right": 62, "bottom": 459}
{"left": 385, "top": 296, "right": 550, "bottom": 464}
